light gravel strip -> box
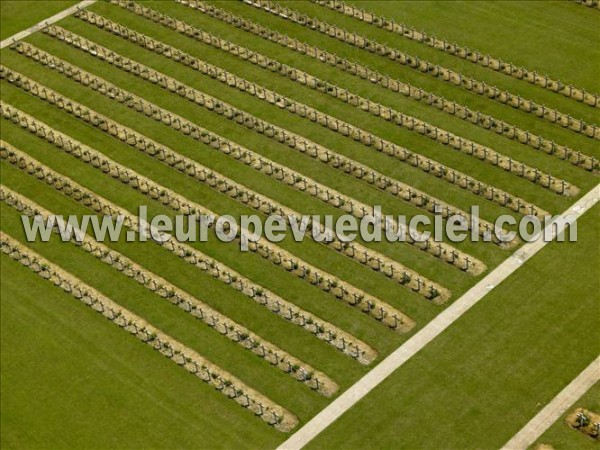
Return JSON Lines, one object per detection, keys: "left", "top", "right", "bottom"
{"left": 502, "top": 355, "right": 600, "bottom": 450}
{"left": 0, "top": 0, "right": 96, "bottom": 49}
{"left": 277, "top": 183, "right": 600, "bottom": 450}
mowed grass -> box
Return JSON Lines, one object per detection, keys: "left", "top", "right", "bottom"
{"left": 534, "top": 381, "right": 600, "bottom": 449}
{"left": 0, "top": 0, "right": 77, "bottom": 40}
{"left": 92, "top": 0, "right": 600, "bottom": 190}
{"left": 307, "top": 203, "right": 600, "bottom": 449}
{"left": 346, "top": 0, "right": 600, "bottom": 93}
{"left": 1, "top": 25, "right": 515, "bottom": 274}
{"left": 0, "top": 85, "right": 437, "bottom": 345}
{"left": 198, "top": 0, "right": 600, "bottom": 148}
{"left": 2, "top": 0, "right": 596, "bottom": 302}
{"left": 0, "top": 253, "right": 282, "bottom": 449}
{"left": 0, "top": 198, "right": 337, "bottom": 423}
{"left": 0, "top": 55, "right": 476, "bottom": 309}
{"left": 0, "top": 0, "right": 598, "bottom": 448}
{"left": 0, "top": 144, "right": 378, "bottom": 405}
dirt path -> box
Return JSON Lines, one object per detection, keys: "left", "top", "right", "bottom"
{"left": 0, "top": 0, "right": 96, "bottom": 49}
{"left": 277, "top": 184, "right": 600, "bottom": 450}
{"left": 502, "top": 355, "right": 600, "bottom": 450}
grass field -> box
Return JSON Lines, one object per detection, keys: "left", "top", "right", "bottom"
{"left": 1, "top": 0, "right": 598, "bottom": 448}
{"left": 0, "top": 253, "right": 283, "bottom": 449}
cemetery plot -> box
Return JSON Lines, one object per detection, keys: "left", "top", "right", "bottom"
{"left": 1, "top": 60, "right": 468, "bottom": 287}
{"left": 1, "top": 101, "right": 421, "bottom": 324}
{"left": 0, "top": 179, "right": 338, "bottom": 396}
{"left": 566, "top": 408, "right": 600, "bottom": 440}
{"left": 241, "top": 0, "right": 599, "bottom": 137}
{"left": 1, "top": 0, "right": 597, "bottom": 444}
{"left": 312, "top": 0, "right": 600, "bottom": 107}
{"left": 100, "top": 2, "right": 553, "bottom": 218}
{"left": 0, "top": 231, "right": 298, "bottom": 431}
{"left": 178, "top": 0, "right": 598, "bottom": 172}
{"left": 10, "top": 36, "right": 512, "bottom": 244}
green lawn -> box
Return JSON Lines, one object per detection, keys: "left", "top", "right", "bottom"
{"left": 210, "top": 0, "right": 600, "bottom": 139}
{"left": 1, "top": 0, "right": 598, "bottom": 448}
{"left": 0, "top": 252, "right": 282, "bottom": 449}
{"left": 0, "top": 0, "right": 77, "bottom": 40}
{"left": 2, "top": 0, "right": 596, "bottom": 305}
{"left": 346, "top": 0, "right": 600, "bottom": 93}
